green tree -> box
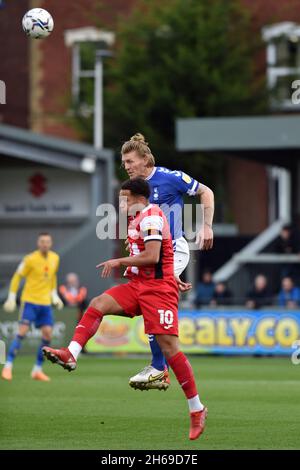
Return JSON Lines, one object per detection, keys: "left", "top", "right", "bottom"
{"left": 75, "top": 0, "right": 267, "bottom": 219}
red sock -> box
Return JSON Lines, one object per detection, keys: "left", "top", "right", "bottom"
{"left": 168, "top": 351, "right": 198, "bottom": 399}
{"left": 72, "top": 306, "right": 103, "bottom": 347}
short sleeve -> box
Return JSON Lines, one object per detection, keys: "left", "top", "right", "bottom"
{"left": 140, "top": 215, "right": 163, "bottom": 242}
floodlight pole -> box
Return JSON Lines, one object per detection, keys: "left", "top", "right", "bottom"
{"left": 94, "top": 52, "right": 103, "bottom": 149}
{"left": 94, "top": 49, "right": 112, "bottom": 150}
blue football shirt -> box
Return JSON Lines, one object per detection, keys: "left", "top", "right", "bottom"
{"left": 146, "top": 166, "right": 200, "bottom": 240}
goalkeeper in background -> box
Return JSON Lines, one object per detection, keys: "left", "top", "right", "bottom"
{"left": 1, "top": 233, "right": 64, "bottom": 382}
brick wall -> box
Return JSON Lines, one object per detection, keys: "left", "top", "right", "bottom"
{"left": 227, "top": 157, "right": 269, "bottom": 234}
{"left": 0, "top": 0, "right": 136, "bottom": 134}
{"left": 29, "top": 0, "right": 136, "bottom": 137}
{"left": 0, "top": 0, "right": 30, "bottom": 128}
{"left": 1, "top": 0, "right": 300, "bottom": 137}
{"left": 243, "top": 0, "right": 300, "bottom": 24}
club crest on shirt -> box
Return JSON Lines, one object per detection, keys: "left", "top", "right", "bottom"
{"left": 153, "top": 187, "right": 159, "bottom": 200}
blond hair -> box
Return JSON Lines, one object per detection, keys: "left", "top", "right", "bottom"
{"left": 121, "top": 133, "right": 155, "bottom": 168}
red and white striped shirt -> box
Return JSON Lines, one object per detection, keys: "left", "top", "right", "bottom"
{"left": 125, "top": 204, "right": 174, "bottom": 281}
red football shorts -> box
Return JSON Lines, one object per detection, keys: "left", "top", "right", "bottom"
{"left": 104, "top": 277, "right": 179, "bottom": 336}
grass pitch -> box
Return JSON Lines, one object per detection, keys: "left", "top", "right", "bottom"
{"left": 0, "top": 355, "right": 299, "bottom": 450}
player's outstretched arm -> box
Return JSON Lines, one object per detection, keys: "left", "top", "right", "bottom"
{"left": 196, "top": 183, "right": 214, "bottom": 251}
{"left": 169, "top": 170, "right": 214, "bottom": 250}
{"left": 97, "top": 240, "right": 161, "bottom": 278}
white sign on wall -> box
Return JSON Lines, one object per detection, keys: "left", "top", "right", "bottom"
{"left": 0, "top": 168, "right": 91, "bottom": 219}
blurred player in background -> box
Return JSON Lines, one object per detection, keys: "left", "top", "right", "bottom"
{"left": 121, "top": 134, "right": 214, "bottom": 390}
{"left": 43, "top": 178, "right": 207, "bottom": 440}
{"left": 1, "top": 233, "right": 63, "bottom": 382}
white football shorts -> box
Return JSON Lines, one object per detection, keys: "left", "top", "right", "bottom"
{"left": 173, "top": 236, "right": 190, "bottom": 277}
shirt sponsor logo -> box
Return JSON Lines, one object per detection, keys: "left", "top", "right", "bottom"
{"left": 182, "top": 173, "right": 192, "bottom": 184}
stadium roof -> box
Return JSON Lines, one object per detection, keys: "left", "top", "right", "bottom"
{"left": 176, "top": 115, "right": 300, "bottom": 167}
{"left": 0, "top": 123, "right": 113, "bottom": 172}
{"left": 176, "top": 115, "right": 300, "bottom": 151}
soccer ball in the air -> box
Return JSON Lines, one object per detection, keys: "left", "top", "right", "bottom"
{"left": 22, "top": 8, "right": 54, "bottom": 39}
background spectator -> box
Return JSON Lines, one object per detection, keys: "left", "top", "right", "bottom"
{"left": 246, "top": 274, "right": 272, "bottom": 309}
{"left": 59, "top": 273, "right": 88, "bottom": 321}
{"left": 278, "top": 276, "right": 300, "bottom": 309}
{"left": 273, "top": 225, "right": 300, "bottom": 255}
{"left": 210, "top": 282, "right": 232, "bottom": 306}
{"left": 273, "top": 225, "right": 300, "bottom": 282}
{"left": 195, "top": 270, "right": 215, "bottom": 308}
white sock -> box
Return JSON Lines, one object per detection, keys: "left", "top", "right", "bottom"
{"left": 68, "top": 341, "right": 82, "bottom": 360}
{"left": 5, "top": 361, "right": 13, "bottom": 370}
{"left": 188, "top": 395, "right": 204, "bottom": 412}
{"left": 32, "top": 365, "right": 42, "bottom": 373}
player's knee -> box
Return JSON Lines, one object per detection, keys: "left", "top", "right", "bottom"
{"left": 42, "top": 333, "right": 52, "bottom": 342}
{"left": 90, "top": 295, "right": 110, "bottom": 314}
{"left": 90, "top": 296, "right": 101, "bottom": 310}
{"left": 156, "top": 336, "right": 178, "bottom": 359}
{"left": 161, "top": 346, "right": 178, "bottom": 359}
{"left": 18, "top": 325, "right": 29, "bottom": 337}
{"left": 41, "top": 328, "right": 52, "bottom": 341}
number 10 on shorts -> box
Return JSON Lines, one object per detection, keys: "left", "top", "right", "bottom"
{"left": 158, "top": 309, "right": 174, "bottom": 329}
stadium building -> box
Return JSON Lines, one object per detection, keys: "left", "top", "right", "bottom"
{"left": 1, "top": 0, "right": 300, "bottom": 295}
{"left": 0, "top": 124, "right": 114, "bottom": 297}
{"left": 1, "top": 2, "right": 300, "bottom": 452}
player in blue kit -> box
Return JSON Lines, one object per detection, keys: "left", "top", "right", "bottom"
{"left": 121, "top": 134, "right": 214, "bottom": 390}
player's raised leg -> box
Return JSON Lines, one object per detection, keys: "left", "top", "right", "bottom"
{"left": 156, "top": 334, "right": 207, "bottom": 441}
{"left": 42, "top": 293, "right": 124, "bottom": 371}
